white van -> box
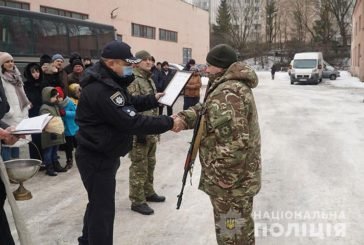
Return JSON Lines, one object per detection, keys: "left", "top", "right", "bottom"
{"left": 290, "top": 52, "right": 323, "bottom": 85}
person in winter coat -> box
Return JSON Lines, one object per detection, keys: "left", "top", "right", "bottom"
{"left": 67, "top": 59, "right": 84, "bottom": 86}
{"left": 39, "top": 87, "right": 66, "bottom": 176}
{"left": 127, "top": 50, "right": 166, "bottom": 215}
{"left": 183, "top": 66, "right": 202, "bottom": 110}
{"left": 75, "top": 40, "right": 177, "bottom": 245}
{"left": 68, "top": 83, "right": 81, "bottom": 105}
{"left": 64, "top": 52, "right": 82, "bottom": 75}
{"left": 0, "top": 64, "right": 20, "bottom": 245}
{"left": 157, "top": 61, "right": 176, "bottom": 115}
{"left": 42, "top": 54, "right": 67, "bottom": 96}
{"left": 83, "top": 57, "right": 94, "bottom": 69}
{"left": 183, "top": 58, "right": 196, "bottom": 71}
{"left": 0, "top": 52, "right": 31, "bottom": 161}
{"left": 24, "top": 62, "right": 44, "bottom": 160}
{"left": 173, "top": 44, "right": 261, "bottom": 245}
{"left": 271, "top": 63, "right": 277, "bottom": 80}
{"left": 56, "top": 86, "right": 78, "bottom": 169}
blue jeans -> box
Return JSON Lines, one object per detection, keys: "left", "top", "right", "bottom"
{"left": 1, "top": 147, "right": 20, "bottom": 161}
{"left": 43, "top": 146, "right": 59, "bottom": 166}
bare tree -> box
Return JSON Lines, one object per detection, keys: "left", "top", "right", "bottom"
{"left": 228, "top": 0, "right": 259, "bottom": 51}
{"left": 327, "top": 0, "right": 354, "bottom": 46}
{"left": 265, "top": 0, "right": 279, "bottom": 48}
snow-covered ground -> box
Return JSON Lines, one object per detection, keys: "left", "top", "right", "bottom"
{"left": 4, "top": 70, "right": 364, "bottom": 245}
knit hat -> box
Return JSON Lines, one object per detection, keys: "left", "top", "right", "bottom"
{"left": 135, "top": 50, "right": 151, "bottom": 60}
{"left": 52, "top": 54, "right": 64, "bottom": 62}
{"left": 69, "top": 52, "right": 82, "bottom": 64}
{"left": 40, "top": 54, "right": 52, "bottom": 66}
{"left": 101, "top": 40, "right": 141, "bottom": 63}
{"left": 206, "top": 44, "right": 237, "bottom": 69}
{"left": 0, "top": 52, "right": 13, "bottom": 67}
{"left": 55, "top": 86, "right": 64, "bottom": 99}
{"left": 71, "top": 59, "right": 84, "bottom": 69}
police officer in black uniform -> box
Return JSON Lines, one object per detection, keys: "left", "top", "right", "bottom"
{"left": 75, "top": 40, "right": 176, "bottom": 245}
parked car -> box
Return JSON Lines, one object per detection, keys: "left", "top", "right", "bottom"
{"left": 168, "top": 63, "right": 184, "bottom": 71}
{"left": 322, "top": 62, "right": 340, "bottom": 80}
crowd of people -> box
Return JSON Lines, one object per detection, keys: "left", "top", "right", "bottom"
{"left": 0, "top": 40, "right": 261, "bottom": 245}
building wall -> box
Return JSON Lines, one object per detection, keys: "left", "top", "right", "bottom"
{"left": 351, "top": 0, "right": 364, "bottom": 81}
{"left": 23, "top": 0, "right": 210, "bottom": 64}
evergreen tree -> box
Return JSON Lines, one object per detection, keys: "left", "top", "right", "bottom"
{"left": 211, "top": 0, "right": 232, "bottom": 46}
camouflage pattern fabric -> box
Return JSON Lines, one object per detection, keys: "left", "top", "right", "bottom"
{"left": 210, "top": 195, "right": 254, "bottom": 245}
{"left": 128, "top": 67, "right": 159, "bottom": 204}
{"left": 129, "top": 138, "right": 157, "bottom": 204}
{"left": 178, "top": 61, "right": 261, "bottom": 243}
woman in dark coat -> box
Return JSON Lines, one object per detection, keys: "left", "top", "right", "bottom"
{"left": 24, "top": 62, "right": 43, "bottom": 160}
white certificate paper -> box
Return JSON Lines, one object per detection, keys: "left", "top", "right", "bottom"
{"left": 158, "top": 71, "right": 192, "bottom": 107}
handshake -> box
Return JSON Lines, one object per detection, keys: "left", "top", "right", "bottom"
{"left": 170, "top": 115, "right": 187, "bottom": 133}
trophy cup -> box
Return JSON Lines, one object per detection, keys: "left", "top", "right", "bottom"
{"left": 4, "top": 159, "right": 41, "bottom": 201}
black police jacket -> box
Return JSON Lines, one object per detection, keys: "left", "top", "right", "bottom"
{"left": 76, "top": 61, "right": 173, "bottom": 158}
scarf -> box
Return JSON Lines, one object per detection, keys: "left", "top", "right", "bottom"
{"left": 1, "top": 68, "right": 30, "bottom": 110}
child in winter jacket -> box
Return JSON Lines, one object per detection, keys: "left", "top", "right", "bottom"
{"left": 55, "top": 86, "right": 78, "bottom": 169}
{"left": 39, "top": 87, "right": 66, "bottom": 176}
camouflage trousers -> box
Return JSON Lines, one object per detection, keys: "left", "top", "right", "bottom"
{"left": 210, "top": 195, "right": 255, "bottom": 245}
{"left": 129, "top": 139, "right": 157, "bottom": 204}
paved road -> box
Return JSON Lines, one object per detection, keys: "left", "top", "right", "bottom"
{"left": 5, "top": 71, "right": 364, "bottom": 244}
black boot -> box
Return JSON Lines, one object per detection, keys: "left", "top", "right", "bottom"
{"left": 131, "top": 203, "right": 154, "bottom": 215}
{"left": 66, "top": 158, "right": 73, "bottom": 170}
{"left": 53, "top": 160, "right": 67, "bottom": 172}
{"left": 45, "top": 164, "right": 57, "bottom": 176}
{"left": 146, "top": 193, "right": 166, "bottom": 202}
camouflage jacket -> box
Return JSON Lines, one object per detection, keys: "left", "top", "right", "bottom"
{"left": 178, "top": 61, "right": 261, "bottom": 198}
{"left": 128, "top": 67, "right": 159, "bottom": 141}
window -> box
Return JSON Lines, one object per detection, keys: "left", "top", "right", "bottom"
{"left": 0, "top": 0, "right": 29, "bottom": 10}
{"left": 40, "top": 6, "right": 88, "bottom": 20}
{"left": 360, "top": 15, "right": 362, "bottom": 31}
{"left": 183, "top": 48, "right": 192, "bottom": 64}
{"left": 0, "top": 7, "right": 115, "bottom": 59}
{"left": 131, "top": 23, "right": 155, "bottom": 39}
{"left": 159, "top": 29, "right": 178, "bottom": 42}
{"left": 359, "top": 44, "right": 361, "bottom": 67}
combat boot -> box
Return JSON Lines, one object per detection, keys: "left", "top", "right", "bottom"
{"left": 66, "top": 158, "right": 73, "bottom": 170}
{"left": 45, "top": 164, "right": 57, "bottom": 176}
{"left": 131, "top": 203, "right": 154, "bottom": 215}
{"left": 146, "top": 193, "right": 166, "bottom": 202}
{"left": 53, "top": 160, "right": 67, "bottom": 172}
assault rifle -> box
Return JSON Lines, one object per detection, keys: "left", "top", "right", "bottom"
{"left": 176, "top": 81, "right": 211, "bottom": 210}
{"left": 176, "top": 109, "right": 205, "bottom": 209}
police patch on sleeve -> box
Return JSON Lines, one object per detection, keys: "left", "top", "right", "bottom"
{"left": 110, "top": 91, "right": 125, "bottom": 106}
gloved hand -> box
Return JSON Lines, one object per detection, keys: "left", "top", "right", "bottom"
{"left": 59, "top": 108, "right": 66, "bottom": 117}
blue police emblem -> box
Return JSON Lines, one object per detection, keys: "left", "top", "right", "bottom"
{"left": 110, "top": 91, "right": 125, "bottom": 106}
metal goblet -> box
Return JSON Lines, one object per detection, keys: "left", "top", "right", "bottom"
{"left": 4, "top": 159, "right": 41, "bottom": 201}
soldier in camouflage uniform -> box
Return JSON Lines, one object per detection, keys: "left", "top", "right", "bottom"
{"left": 176, "top": 44, "right": 261, "bottom": 244}
{"left": 127, "top": 50, "right": 166, "bottom": 215}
